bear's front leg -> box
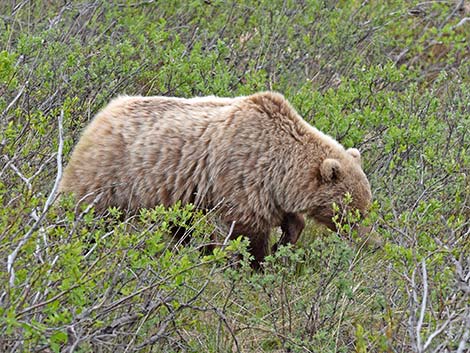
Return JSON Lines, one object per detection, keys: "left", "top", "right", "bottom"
{"left": 272, "top": 212, "right": 305, "bottom": 253}
{"left": 231, "top": 223, "right": 270, "bottom": 269}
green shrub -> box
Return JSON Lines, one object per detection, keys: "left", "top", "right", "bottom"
{"left": 1, "top": 0, "right": 468, "bottom": 352}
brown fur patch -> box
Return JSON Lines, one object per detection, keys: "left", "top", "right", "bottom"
{"left": 59, "top": 92, "right": 372, "bottom": 267}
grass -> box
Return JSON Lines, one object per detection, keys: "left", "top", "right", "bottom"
{"left": 1, "top": 0, "right": 469, "bottom": 352}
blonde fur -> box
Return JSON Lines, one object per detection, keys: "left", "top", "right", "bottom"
{"left": 59, "top": 91, "right": 372, "bottom": 265}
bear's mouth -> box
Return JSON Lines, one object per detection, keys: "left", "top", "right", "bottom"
{"left": 308, "top": 212, "right": 337, "bottom": 232}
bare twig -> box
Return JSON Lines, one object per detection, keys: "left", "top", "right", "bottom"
{"left": 1, "top": 82, "right": 27, "bottom": 118}
{"left": 453, "top": 17, "right": 470, "bottom": 29}
{"left": 4, "top": 157, "right": 32, "bottom": 191}
{"left": 439, "top": 0, "right": 464, "bottom": 30}
{"left": 6, "top": 110, "right": 64, "bottom": 287}
{"left": 416, "top": 259, "right": 428, "bottom": 352}
{"left": 422, "top": 313, "right": 452, "bottom": 351}
{"left": 456, "top": 314, "right": 469, "bottom": 353}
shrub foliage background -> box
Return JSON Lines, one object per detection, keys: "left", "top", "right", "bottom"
{"left": 1, "top": 1, "right": 469, "bottom": 352}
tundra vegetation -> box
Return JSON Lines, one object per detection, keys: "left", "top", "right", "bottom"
{"left": 0, "top": 1, "right": 469, "bottom": 352}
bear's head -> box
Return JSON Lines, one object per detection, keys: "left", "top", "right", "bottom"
{"left": 309, "top": 148, "right": 372, "bottom": 231}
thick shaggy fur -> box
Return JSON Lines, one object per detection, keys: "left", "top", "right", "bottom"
{"left": 59, "top": 92, "right": 372, "bottom": 266}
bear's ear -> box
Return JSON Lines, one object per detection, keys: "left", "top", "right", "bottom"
{"left": 320, "top": 158, "right": 342, "bottom": 182}
{"left": 347, "top": 148, "right": 362, "bottom": 164}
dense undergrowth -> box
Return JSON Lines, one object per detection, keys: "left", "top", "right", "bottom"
{"left": 1, "top": 1, "right": 469, "bottom": 352}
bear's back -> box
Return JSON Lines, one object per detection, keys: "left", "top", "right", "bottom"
{"left": 59, "top": 92, "right": 334, "bottom": 219}
{"left": 59, "top": 96, "right": 241, "bottom": 210}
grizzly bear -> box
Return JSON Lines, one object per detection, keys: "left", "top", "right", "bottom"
{"left": 59, "top": 91, "right": 372, "bottom": 267}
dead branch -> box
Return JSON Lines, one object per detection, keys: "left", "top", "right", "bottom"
{"left": 6, "top": 109, "right": 64, "bottom": 287}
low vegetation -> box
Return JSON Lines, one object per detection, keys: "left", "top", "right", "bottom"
{"left": 1, "top": 1, "right": 468, "bottom": 352}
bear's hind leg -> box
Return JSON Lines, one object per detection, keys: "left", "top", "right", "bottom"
{"left": 248, "top": 232, "right": 270, "bottom": 269}
{"left": 230, "top": 224, "right": 270, "bottom": 269}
